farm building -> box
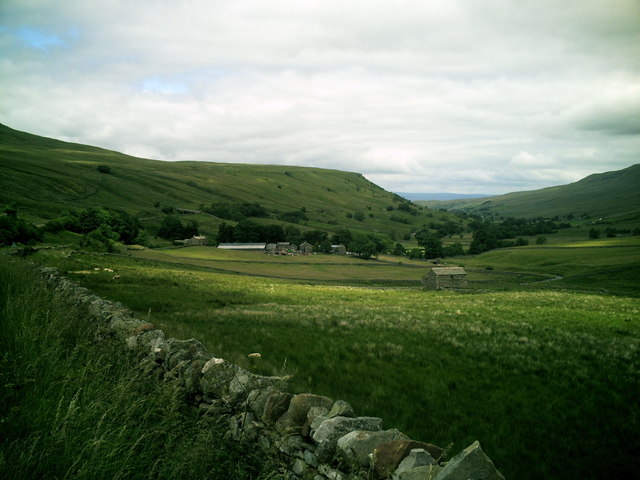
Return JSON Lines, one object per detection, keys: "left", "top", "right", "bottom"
{"left": 331, "top": 244, "right": 347, "bottom": 255}
{"left": 275, "top": 242, "right": 298, "bottom": 254}
{"left": 218, "top": 243, "right": 266, "bottom": 251}
{"left": 299, "top": 241, "right": 313, "bottom": 254}
{"left": 175, "top": 235, "right": 208, "bottom": 246}
{"left": 422, "top": 267, "right": 467, "bottom": 290}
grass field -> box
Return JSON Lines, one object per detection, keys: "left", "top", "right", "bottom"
{"left": 0, "top": 256, "right": 281, "bottom": 479}
{"left": 29, "top": 243, "right": 640, "bottom": 480}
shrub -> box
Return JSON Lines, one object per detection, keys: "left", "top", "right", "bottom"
{"left": 97, "top": 165, "right": 111, "bottom": 174}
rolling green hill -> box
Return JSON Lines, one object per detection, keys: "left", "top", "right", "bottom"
{"left": 422, "top": 164, "right": 640, "bottom": 221}
{"left": 0, "top": 123, "right": 461, "bottom": 239}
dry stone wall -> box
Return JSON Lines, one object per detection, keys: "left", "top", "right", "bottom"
{"left": 37, "top": 266, "right": 505, "bottom": 480}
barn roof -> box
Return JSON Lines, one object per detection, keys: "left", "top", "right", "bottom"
{"left": 218, "top": 243, "right": 266, "bottom": 250}
{"left": 431, "top": 267, "right": 467, "bottom": 275}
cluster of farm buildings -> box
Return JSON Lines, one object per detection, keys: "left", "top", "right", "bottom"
{"left": 219, "top": 241, "right": 347, "bottom": 256}
{"left": 175, "top": 236, "right": 468, "bottom": 290}
{"left": 174, "top": 236, "right": 346, "bottom": 255}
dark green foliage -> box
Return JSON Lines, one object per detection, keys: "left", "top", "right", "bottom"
{"left": 331, "top": 228, "right": 353, "bottom": 246}
{"left": 157, "top": 216, "right": 198, "bottom": 241}
{"left": 442, "top": 242, "right": 465, "bottom": 257}
{"left": 46, "top": 207, "right": 146, "bottom": 248}
{"left": 397, "top": 201, "right": 417, "bottom": 215}
{"left": 303, "top": 230, "right": 328, "bottom": 245}
{"left": 348, "top": 233, "right": 377, "bottom": 259}
{"left": 216, "top": 220, "right": 289, "bottom": 244}
{"left": 390, "top": 215, "right": 409, "bottom": 224}
{"left": 277, "top": 208, "right": 308, "bottom": 224}
{"left": 415, "top": 228, "right": 444, "bottom": 258}
{"left": 536, "top": 236, "right": 548, "bottom": 245}
{"left": 96, "top": 165, "right": 111, "bottom": 174}
{"left": 318, "top": 238, "right": 333, "bottom": 253}
{"left": 207, "top": 201, "right": 269, "bottom": 221}
{"left": 284, "top": 225, "right": 302, "bottom": 244}
{"left": 0, "top": 206, "right": 42, "bottom": 245}
{"left": 353, "top": 210, "right": 365, "bottom": 222}
{"left": 429, "top": 220, "right": 464, "bottom": 237}
{"left": 392, "top": 242, "right": 406, "bottom": 256}
{"left": 589, "top": 228, "right": 601, "bottom": 239}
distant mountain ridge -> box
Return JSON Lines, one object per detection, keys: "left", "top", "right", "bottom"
{"left": 423, "top": 164, "right": 640, "bottom": 221}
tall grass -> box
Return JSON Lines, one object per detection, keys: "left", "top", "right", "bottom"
{"left": 0, "top": 256, "right": 280, "bottom": 479}
{"left": 38, "top": 249, "right": 640, "bottom": 480}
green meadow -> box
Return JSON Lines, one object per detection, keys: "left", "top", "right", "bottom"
{"left": 28, "top": 240, "right": 640, "bottom": 480}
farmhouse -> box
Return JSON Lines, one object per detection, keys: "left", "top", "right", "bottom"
{"left": 218, "top": 243, "right": 266, "bottom": 251}
{"left": 422, "top": 267, "right": 468, "bottom": 290}
{"left": 299, "top": 241, "right": 313, "bottom": 254}
{"left": 331, "top": 244, "right": 347, "bottom": 255}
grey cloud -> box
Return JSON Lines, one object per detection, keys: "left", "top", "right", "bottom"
{"left": 1, "top": 0, "right": 639, "bottom": 194}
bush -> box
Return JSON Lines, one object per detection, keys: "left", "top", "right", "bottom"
{"left": 0, "top": 206, "right": 43, "bottom": 245}
{"left": 97, "top": 165, "right": 111, "bottom": 174}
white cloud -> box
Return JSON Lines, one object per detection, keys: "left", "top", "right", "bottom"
{"left": 1, "top": 0, "right": 639, "bottom": 194}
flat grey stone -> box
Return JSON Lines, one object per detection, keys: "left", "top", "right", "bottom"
{"left": 433, "top": 441, "right": 505, "bottom": 480}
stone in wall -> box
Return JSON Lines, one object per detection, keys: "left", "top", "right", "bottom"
{"left": 433, "top": 441, "right": 505, "bottom": 480}
{"left": 337, "top": 428, "right": 410, "bottom": 468}
{"left": 313, "top": 416, "right": 384, "bottom": 462}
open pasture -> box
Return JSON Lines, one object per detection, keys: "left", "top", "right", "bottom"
{"left": 130, "top": 247, "right": 548, "bottom": 287}
{"left": 34, "top": 246, "right": 640, "bottom": 480}
{"left": 461, "top": 240, "right": 640, "bottom": 296}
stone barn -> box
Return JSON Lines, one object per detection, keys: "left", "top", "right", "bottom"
{"left": 331, "top": 244, "right": 347, "bottom": 255}
{"left": 299, "top": 241, "right": 313, "bottom": 254}
{"left": 422, "top": 267, "right": 467, "bottom": 290}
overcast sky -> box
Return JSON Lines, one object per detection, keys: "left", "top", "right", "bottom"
{"left": 1, "top": 0, "right": 639, "bottom": 194}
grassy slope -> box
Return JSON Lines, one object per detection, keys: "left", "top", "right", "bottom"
{"left": 0, "top": 123, "right": 458, "bottom": 240}
{"left": 422, "top": 164, "right": 640, "bottom": 221}
{"left": 30, "top": 248, "right": 640, "bottom": 480}
{"left": 0, "top": 255, "right": 278, "bottom": 479}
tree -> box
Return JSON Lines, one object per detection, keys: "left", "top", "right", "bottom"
{"left": 157, "top": 216, "right": 198, "bottom": 241}
{"left": 78, "top": 207, "right": 111, "bottom": 234}
{"left": 284, "top": 225, "right": 302, "bottom": 244}
{"left": 588, "top": 228, "right": 600, "bottom": 239}
{"left": 319, "top": 238, "right": 333, "bottom": 253}
{"left": 303, "top": 230, "right": 328, "bottom": 245}
{"left": 415, "top": 228, "right": 443, "bottom": 258}
{"left": 353, "top": 211, "right": 365, "bottom": 222}
{"left": 442, "top": 242, "right": 464, "bottom": 257}
{"left": 264, "top": 224, "right": 285, "bottom": 243}
{"left": 348, "top": 234, "right": 377, "bottom": 260}
{"left": 392, "top": 242, "right": 406, "bottom": 256}
{"left": 332, "top": 228, "right": 353, "bottom": 246}
{"left": 0, "top": 207, "right": 43, "bottom": 245}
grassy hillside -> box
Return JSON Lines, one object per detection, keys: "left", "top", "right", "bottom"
{"left": 0, "top": 123, "right": 460, "bottom": 241}
{"left": 422, "top": 164, "right": 640, "bottom": 221}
